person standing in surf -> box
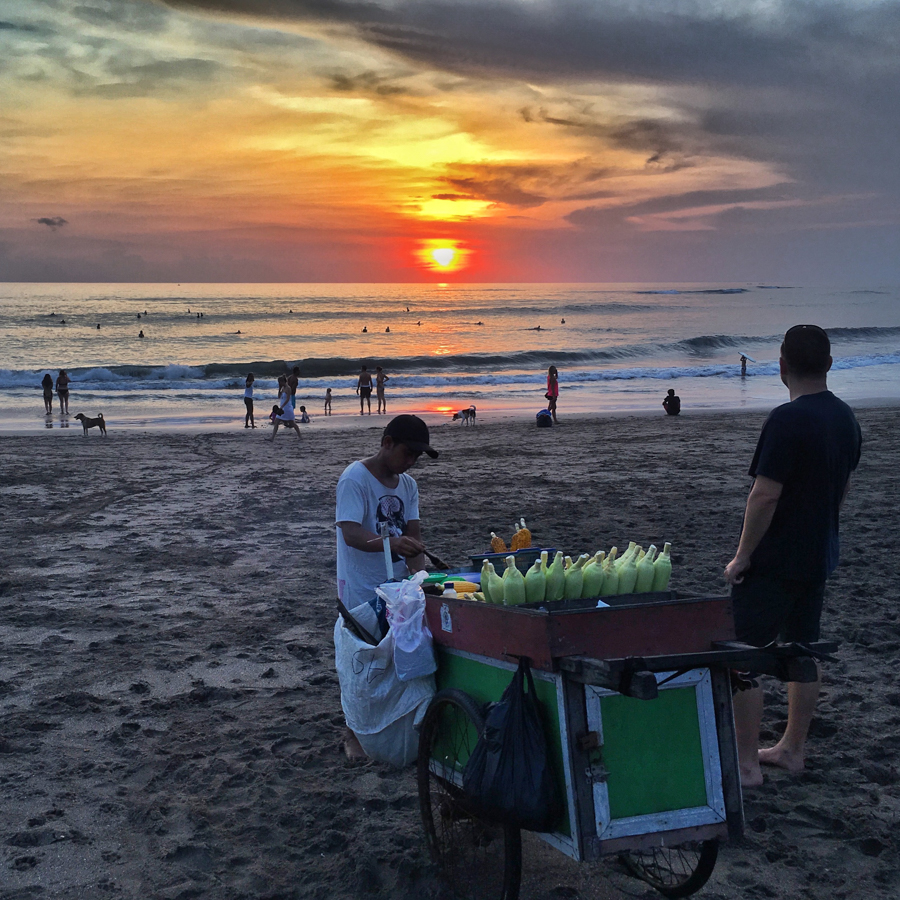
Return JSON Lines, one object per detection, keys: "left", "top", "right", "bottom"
{"left": 357, "top": 365, "right": 374, "bottom": 415}
{"left": 376, "top": 366, "right": 389, "bottom": 415}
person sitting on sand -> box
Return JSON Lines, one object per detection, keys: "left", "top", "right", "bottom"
{"left": 335, "top": 415, "right": 438, "bottom": 761}
{"left": 298, "top": 405, "right": 310, "bottom": 423}
{"left": 725, "top": 325, "right": 861, "bottom": 787}
{"left": 663, "top": 388, "right": 681, "bottom": 416}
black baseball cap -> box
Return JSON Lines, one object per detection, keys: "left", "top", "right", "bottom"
{"left": 383, "top": 414, "right": 438, "bottom": 458}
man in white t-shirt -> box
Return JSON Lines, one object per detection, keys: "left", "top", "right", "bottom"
{"left": 335, "top": 414, "right": 438, "bottom": 759}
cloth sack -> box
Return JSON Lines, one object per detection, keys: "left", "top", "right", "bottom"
{"left": 334, "top": 599, "right": 434, "bottom": 767}
{"left": 536, "top": 408, "right": 553, "bottom": 428}
{"left": 463, "top": 657, "right": 562, "bottom": 832}
{"left": 376, "top": 571, "right": 437, "bottom": 682}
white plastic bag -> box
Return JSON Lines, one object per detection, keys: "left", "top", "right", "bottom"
{"left": 334, "top": 597, "right": 434, "bottom": 767}
{"left": 376, "top": 571, "right": 437, "bottom": 682}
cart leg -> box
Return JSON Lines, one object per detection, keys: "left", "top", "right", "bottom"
{"left": 417, "top": 689, "right": 522, "bottom": 900}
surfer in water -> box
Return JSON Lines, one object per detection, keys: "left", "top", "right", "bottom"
{"left": 741, "top": 355, "right": 748, "bottom": 377}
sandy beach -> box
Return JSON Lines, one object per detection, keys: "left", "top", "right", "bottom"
{"left": 1, "top": 407, "right": 898, "bottom": 900}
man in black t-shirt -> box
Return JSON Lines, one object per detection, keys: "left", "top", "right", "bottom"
{"left": 725, "top": 325, "right": 861, "bottom": 788}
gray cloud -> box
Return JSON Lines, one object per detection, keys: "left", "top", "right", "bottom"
{"left": 160, "top": 1, "right": 900, "bottom": 199}
{"left": 35, "top": 216, "right": 68, "bottom": 228}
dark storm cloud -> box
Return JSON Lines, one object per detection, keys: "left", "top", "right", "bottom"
{"left": 163, "top": 1, "right": 900, "bottom": 89}
{"left": 36, "top": 216, "right": 68, "bottom": 228}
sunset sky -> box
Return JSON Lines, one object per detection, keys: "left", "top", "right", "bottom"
{"left": 2, "top": 0, "right": 899, "bottom": 282}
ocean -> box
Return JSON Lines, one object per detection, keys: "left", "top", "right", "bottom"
{"left": 1, "top": 282, "right": 898, "bottom": 432}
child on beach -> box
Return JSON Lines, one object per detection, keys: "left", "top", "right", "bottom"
{"left": 298, "top": 406, "right": 310, "bottom": 423}
{"left": 244, "top": 373, "right": 256, "bottom": 428}
{"left": 324, "top": 388, "right": 332, "bottom": 416}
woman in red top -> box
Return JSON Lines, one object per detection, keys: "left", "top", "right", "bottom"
{"left": 546, "top": 365, "right": 559, "bottom": 423}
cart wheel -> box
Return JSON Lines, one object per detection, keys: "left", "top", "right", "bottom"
{"left": 418, "top": 689, "right": 522, "bottom": 900}
{"left": 620, "top": 840, "right": 718, "bottom": 898}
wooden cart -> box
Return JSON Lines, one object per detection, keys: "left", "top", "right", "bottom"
{"left": 416, "top": 589, "right": 836, "bottom": 899}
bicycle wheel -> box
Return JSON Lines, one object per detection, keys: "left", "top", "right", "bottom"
{"left": 620, "top": 840, "right": 718, "bottom": 898}
{"left": 418, "top": 689, "right": 522, "bottom": 900}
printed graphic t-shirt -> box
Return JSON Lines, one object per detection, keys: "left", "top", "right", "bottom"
{"left": 336, "top": 460, "right": 419, "bottom": 608}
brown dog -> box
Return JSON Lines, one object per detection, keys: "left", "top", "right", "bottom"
{"left": 74, "top": 413, "right": 107, "bottom": 436}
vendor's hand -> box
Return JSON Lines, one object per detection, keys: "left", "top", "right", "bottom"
{"left": 389, "top": 534, "right": 426, "bottom": 559}
{"left": 724, "top": 554, "right": 750, "bottom": 585}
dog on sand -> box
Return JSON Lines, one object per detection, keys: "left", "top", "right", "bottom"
{"left": 74, "top": 413, "right": 107, "bottom": 436}
{"left": 452, "top": 406, "right": 476, "bottom": 425}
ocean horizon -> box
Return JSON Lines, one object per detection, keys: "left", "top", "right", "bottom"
{"left": 2, "top": 282, "right": 898, "bottom": 432}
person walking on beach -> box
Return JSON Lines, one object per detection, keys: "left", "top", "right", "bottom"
{"left": 243, "top": 373, "right": 256, "bottom": 429}
{"left": 270, "top": 376, "right": 302, "bottom": 442}
{"left": 546, "top": 365, "right": 559, "bottom": 424}
{"left": 376, "top": 366, "right": 389, "bottom": 415}
{"left": 55, "top": 370, "right": 70, "bottom": 415}
{"left": 662, "top": 388, "right": 681, "bottom": 416}
{"left": 335, "top": 414, "right": 438, "bottom": 760}
{"left": 324, "top": 388, "right": 333, "bottom": 416}
{"left": 357, "top": 365, "right": 373, "bottom": 415}
{"left": 41, "top": 373, "right": 54, "bottom": 415}
{"left": 724, "top": 325, "right": 861, "bottom": 788}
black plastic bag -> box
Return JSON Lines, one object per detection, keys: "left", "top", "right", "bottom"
{"left": 462, "top": 657, "right": 561, "bottom": 832}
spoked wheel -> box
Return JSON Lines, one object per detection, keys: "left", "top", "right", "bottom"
{"left": 418, "top": 689, "right": 522, "bottom": 900}
{"left": 620, "top": 840, "right": 718, "bottom": 898}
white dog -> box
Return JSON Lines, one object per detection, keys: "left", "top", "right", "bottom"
{"left": 452, "top": 406, "right": 477, "bottom": 425}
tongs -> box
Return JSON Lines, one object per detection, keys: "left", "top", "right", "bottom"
{"left": 367, "top": 525, "right": 450, "bottom": 571}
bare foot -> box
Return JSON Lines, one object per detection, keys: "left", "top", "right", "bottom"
{"left": 342, "top": 728, "right": 367, "bottom": 762}
{"left": 759, "top": 743, "right": 805, "bottom": 773}
{"left": 740, "top": 763, "right": 764, "bottom": 788}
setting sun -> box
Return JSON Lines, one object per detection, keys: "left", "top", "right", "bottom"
{"left": 417, "top": 239, "right": 469, "bottom": 274}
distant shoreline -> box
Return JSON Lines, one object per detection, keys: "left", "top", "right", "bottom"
{"left": 2, "top": 394, "right": 897, "bottom": 437}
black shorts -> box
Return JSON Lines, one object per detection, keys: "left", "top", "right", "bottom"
{"left": 244, "top": 397, "right": 253, "bottom": 409}
{"left": 359, "top": 387, "right": 372, "bottom": 398}
{"left": 731, "top": 573, "right": 825, "bottom": 646}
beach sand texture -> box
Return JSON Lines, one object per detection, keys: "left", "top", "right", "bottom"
{"left": 1, "top": 409, "right": 898, "bottom": 899}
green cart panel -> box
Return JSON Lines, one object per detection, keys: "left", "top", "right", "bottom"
{"left": 587, "top": 668, "right": 727, "bottom": 841}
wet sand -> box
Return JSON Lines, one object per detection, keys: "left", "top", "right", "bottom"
{"left": 1, "top": 407, "right": 898, "bottom": 899}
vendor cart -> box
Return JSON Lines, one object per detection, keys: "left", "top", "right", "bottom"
{"left": 416, "top": 587, "right": 836, "bottom": 899}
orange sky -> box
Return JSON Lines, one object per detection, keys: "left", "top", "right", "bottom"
{"left": 1, "top": 1, "right": 898, "bottom": 282}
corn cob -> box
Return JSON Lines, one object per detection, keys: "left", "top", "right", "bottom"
{"left": 490, "top": 531, "right": 507, "bottom": 553}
